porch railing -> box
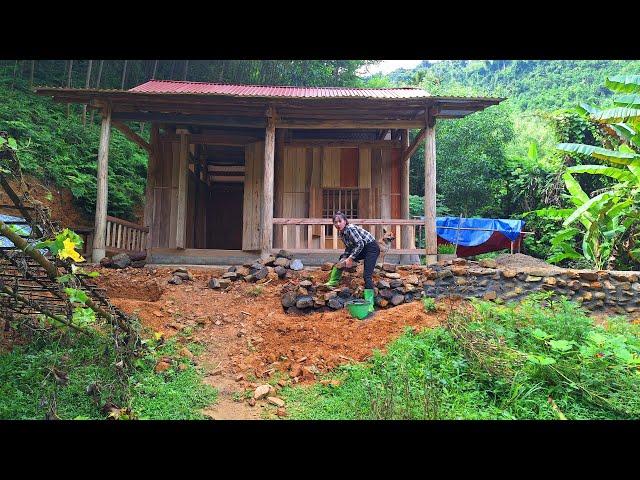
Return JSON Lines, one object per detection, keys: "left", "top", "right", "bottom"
{"left": 272, "top": 218, "right": 425, "bottom": 254}
{"left": 105, "top": 215, "right": 149, "bottom": 254}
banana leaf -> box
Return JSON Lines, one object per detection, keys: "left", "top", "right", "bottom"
{"left": 589, "top": 107, "right": 640, "bottom": 123}
{"left": 566, "top": 164, "right": 636, "bottom": 183}
{"left": 606, "top": 75, "right": 640, "bottom": 93}
{"left": 614, "top": 94, "right": 640, "bottom": 108}
{"left": 563, "top": 192, "right": 610, "bottom": 227}
{"left": 562, "top": 171, "right": 589, "bottom": 203}
{"left": 557, "top": 143, "right": 638, "bottom": 165}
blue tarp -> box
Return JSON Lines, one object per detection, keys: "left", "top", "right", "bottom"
{"left": 434, "top": 217, "right": 525, "bottom": 247}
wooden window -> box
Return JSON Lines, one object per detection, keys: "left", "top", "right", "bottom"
{"left": 322, "top": 188, "right": 359, "bottom": 235}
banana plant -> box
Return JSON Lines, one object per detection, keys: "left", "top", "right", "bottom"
{"left": 544, "top": 75, "right": 640, "bottom": 269}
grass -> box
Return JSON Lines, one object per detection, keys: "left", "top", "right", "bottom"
{"left": 280, "top": 293, "right": 640, "bottom": 420}
{"left": 0, "top": 326, "right": 217, "bottom": 420}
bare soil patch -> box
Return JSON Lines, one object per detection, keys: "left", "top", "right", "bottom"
{"left": 95, "top": 265, "right": 450, "bottom": 419}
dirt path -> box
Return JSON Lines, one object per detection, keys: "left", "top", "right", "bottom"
{"left": 98, "top": 265, "right": 447, "bottom": 419}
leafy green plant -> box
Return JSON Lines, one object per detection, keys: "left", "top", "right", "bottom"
{"left": 437, "top": 243, "right": 456, "bottom": 255}
{"left": 537, "top": 75, "right": 640, "bottom": 269}
{"left": 422, "top": 296, "right": 437, "bottom": 312}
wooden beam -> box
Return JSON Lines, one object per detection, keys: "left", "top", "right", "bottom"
{"left": 210, "top": 175, "right": 244, "bottom": 183}
{"left": 424, "top": 119, "right": 437, "bottom": 265}
{"left": 278, "top": 119, "right": 425, "bottom": 129}
{"left": 112, "top": 111, "right": 266, "bottom": 128}
{"left": 401, "top": 127, "right": 427, "bottom": 164}
{"left": 112, "top": 120, "right": 152, "bottom": 154}
{"left": 207, "top": 165, "right": 246, "bottom": 173}
{"left": 176, "top": 132, "right": 189, "bottom": 249}
{"left": 92, "top": 105, "right": 112, "bottom": 262}
{"left": 273, "top": 128, "right": 286, "bottom": 248}
{"left": 261, "top": 110, "right": 276, "bottom": 258}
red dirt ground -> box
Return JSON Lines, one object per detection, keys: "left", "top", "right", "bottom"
{"left": 95, "top": 265, "right": 451, "bottom": 418}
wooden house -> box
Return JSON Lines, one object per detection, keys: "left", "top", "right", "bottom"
{"left": 36, "top": 80, "right": 501, "bottom": 265}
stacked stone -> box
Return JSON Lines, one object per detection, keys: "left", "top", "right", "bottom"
{"left": 280, "top": 263, "right": 428, "bottom": 315}
{"left": 100, "top": 252, "right": 147, "bottom": 269}
{"left": 422, "top": 258, "right": 640, "bottom": 315}
{"left": 208, "top": 250, "right": 305, "bottom": 289}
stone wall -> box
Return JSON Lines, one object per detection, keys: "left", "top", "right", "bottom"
{"left": 280, "top": 258, "right": 640, "bottom": 317}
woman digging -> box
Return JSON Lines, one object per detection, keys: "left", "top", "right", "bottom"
{"left": 324, "top": 212, "right": 380, "bottom": 313}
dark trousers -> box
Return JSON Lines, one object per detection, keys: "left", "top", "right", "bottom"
{"left": 344, "top": 241, "right": 380, "bottom": 289}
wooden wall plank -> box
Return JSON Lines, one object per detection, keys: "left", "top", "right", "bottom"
{"left": 358, "top": 147, "right": 371, "bottom": 188}
{"left": 242, "top": 141, "right": 264, "bottom": 250}
{"left": 339, "top": 148, "right": 359, "bottom": 187}
{"left": 168, "top": 141, "right": 179, "bottom": 249}
{"left": 321, "top": 147, "right": 341, "bottom": 188}
{"left": 390, "top": 147, "right": 401, "bottom": 219}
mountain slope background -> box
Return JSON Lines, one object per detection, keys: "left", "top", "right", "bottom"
{"left": 1, "top": 59, "right": 638, "bottom": 228}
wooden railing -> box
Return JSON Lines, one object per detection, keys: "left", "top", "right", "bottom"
{"left": 272, "top": 218, "right": 424, "bottom": 254}
{"left": 105, "top": 215, "right": 149, "bottom": 254}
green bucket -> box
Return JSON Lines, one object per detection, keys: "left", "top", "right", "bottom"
{"left": 345, "top": 299, "right": 371, "bottom": 320}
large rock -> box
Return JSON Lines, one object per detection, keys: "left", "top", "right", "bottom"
{"left": 168, "top": 275, "right": 183, "bottom": 285}
{"left": 328, "top": 297, "right": 345, "bottom": 309}
{"left": 300, "top": 280, "right": 313, "bottom": 288}
{"left": 338, "top": 287, "right": 352, "bottom": 299}
{"left": 384, "top": 272, "right": 401, "bottom": 279}
{"left": 274, "top": 257, "right": 291, "bottom": 268}
{"left": 100, "top": 256, "right": 113, "bottom": 268}
{"left": 254, "top": 385, "right": 271, "bottom": 400}
{"left": 382, "top": 264, "right": 397, "bottom": 273}
{"left": 274, "top": 266, "right": 287, "bottom": 278}
{"left": 208, "top": 278, "right": 221, "bottom": 289}
{"left": 479, "top": 258, "right": 497, "bottom": 269}
{"left": 254, "top": 267, "right": 268, "bottom": 281}
{"left": 277, "top": 249, "right": 294, "bottom": 260}
{"left": 260, "top": 256, "right": 277, "bottom": 267}
{"left": 281, "top": 291, "right": 297, "bottom": 308}
{"left": 296, "top": 296, "right": 314, "bottom": 309}
{"left": 173, "top": 271, "right": 193, "bottom": 281}
{"left": 406, "top": 275, "right": 420, "bottom": 286}
{"left": 380, "top": 289, "right": 395, "bottom": 300}
{"left": 377, "top": 280, "right": 391, "bottom": 289}
{"left": 111, "top": 253, "right": 131, "bottom": 269}
{"left": 290, "top": 259, "right": 304, "bottom": 271}
{"left": 390, "top": 294, "right": 405, "bottom": 306}
{"left": 130, "top": 260, "right": 146, "bottom": 268}
{"left": 129, "top": 251, "right": 147, "bottom": 262}
{"left": 222, "top": 272, "right": 239, "bottom": 281}
{"left": 389, "top": 279, "right": 404, "bottom": 289}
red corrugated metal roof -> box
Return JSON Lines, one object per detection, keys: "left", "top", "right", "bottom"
{"left": 128, "top": 80, "right": 432, "bottom": 99}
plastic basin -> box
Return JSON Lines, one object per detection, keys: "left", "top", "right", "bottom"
{"left": 345, "top": 299, "right": 371, "bottom": 320}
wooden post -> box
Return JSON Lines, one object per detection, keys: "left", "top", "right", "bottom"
{"left": 273, "top": 129, "right": 285, "bottom": 248}
{"left": 92, "top": 104, "right": 112, "bottom": 262}
{"left": 176, "top": 131, "right": 189, "bottom": 249}
{"left": 261, "top": 109, "right": 276, "bottom": 258}
{"left": 424, "top": 112, "right": 437, "bottom": 265}
{"left": 400, "top": 129, "right": 416, "bottom": 264}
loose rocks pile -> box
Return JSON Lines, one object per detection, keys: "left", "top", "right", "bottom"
{"left": 280, "top": 262, "right": 426, "bottom": 315}
{"left": 207, "top": 250, "right": 305, "bottom": 289}
{"left": 100, "top": 252, "right": 147, "bottom": 269}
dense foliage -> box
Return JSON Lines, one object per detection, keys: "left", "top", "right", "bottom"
{"left": 282, "top": 295, "right": 640, "bottom": 420}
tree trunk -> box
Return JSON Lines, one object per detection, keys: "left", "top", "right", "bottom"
{"left": 82, "top": 60, "right": 93, "bottom": 128}
{"left": 183, "top": 60, "right": 189, "bottom": 80}
{"left": 66, "top": 60, "right": 74, "bottom": 117}
{"left": 29, "top": 60, "right": 35, "bottom": 90}
{"left": 11, "top": 60, "right": 19, "bottom": 89}
{"left": 121, "top": 60, "right": 128, "bottom": 89}
{"left": 152, "top": 60, "right": 158, "bottom": 79}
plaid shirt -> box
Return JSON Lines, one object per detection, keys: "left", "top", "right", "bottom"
{"left": 339, "top": 223, "right": 376, "bottom": 260}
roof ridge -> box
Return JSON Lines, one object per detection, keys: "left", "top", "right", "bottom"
{"left": 141, "top": 79, "right": 423, "bottom": 91}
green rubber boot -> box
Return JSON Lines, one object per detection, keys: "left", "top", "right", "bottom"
{"left": 364, "top": 288, "right": 375, "bottom": 313}
{"left": 324, "top": 266, "right": 343, "bottom": 287}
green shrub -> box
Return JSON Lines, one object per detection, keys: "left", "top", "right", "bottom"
{"left": 422, "top": 297, "right": 437, "bottom": 312}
